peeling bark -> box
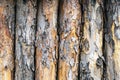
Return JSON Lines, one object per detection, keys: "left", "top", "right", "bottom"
{"left": 15, "top": 0, "right": 37, "bottom": 80}
{"left": 35, "top": 0, "right": 58, "bottom": 80}
{"left": 105, "top": 0, "right": 120, "bottom": 80}
{"left": 80, "top": 0, "right": 104, "bottom": 80}
{"left": 58, "top": 0, "right": 81, "bottom": 80}
{"left": 0, "top": 0, "right": 15, "bottom": 80}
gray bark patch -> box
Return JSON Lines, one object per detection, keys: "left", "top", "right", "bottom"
{"left": 114, "top": 26, "right": 120, "bottom": 40}
{"left": 80, "top": 62, "right": 94, "bottom": 80}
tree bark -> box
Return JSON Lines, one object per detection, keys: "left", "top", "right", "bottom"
{"left": 15, "top": 0, "right": 37, "bottom": 80}
{"left": 36, "top": 0, "right": 58, "bottom": 80}
{"left": 80, "top": 0, "right": 103, "bottom": 80}
{"left": 0, "top": 0, "right": 120, "bottom": 80}
{"left": 105, "top": 0, "right": 120, "bottom": 80}
{"left": 58, "top": 0, "right": 81, "bottom": 80}
{"left": 0, "top": 0, "right": 15, "bottom": 80}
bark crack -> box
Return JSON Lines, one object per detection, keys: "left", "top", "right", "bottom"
{"left": 56, "top": 0, "right": 61, "bottom": 80}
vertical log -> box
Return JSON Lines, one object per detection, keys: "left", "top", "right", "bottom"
{"left": 80, "top": 0, "right": 103, "bottom": 80}
{"left": 15, "top": 0, "right": 37, "bottom": 80}
{"left": 0, "top": 0, "right": 15, "bottom": 80}
{"left": 58, "top": 0, "right": 81, "bottom": 80}
{"left": 105, "top": 0, "right": 120, "bottom": 80}
{"left": 36, "top": 0, "right": 58, "bottom": 80}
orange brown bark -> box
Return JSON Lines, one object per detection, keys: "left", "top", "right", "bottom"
{"left": 36, "top": 0, "right": 59, "bottom": 80}
{"left": 58, "top": 0, "right": 81, "bottom": 80}
{"left": 0, "top": 1, "right": 14, "bottom": 80}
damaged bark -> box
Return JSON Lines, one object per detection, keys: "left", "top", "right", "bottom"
{"left": 80, "top": 0, "right": 104, "bottom": 80}
{"left": 58, "top": 0, "right": 81, "bottom": 80}
{"left": 105, "top": 0, "right": 120, "bottom": 80}
{"left": 35, "top": 0, "right": 59, "bottom": 80}
{"left": 0, "top": 0, "right": 15, "bottom": 80}
{"left": 15, "top": 0, "right": 37, "bottom": 80}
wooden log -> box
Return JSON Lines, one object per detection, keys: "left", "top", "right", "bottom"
{"left": 105, "top": 0, "right": 120, "bottom": 80}
{"left": 80, "top": 0, "right": 104, "bottom": 80}
{"left": 58, "top": 0, "right": 81, "bottom": 80}
{"left": 0, "top": 0, "right": 15, "bottom": 80}
{"left": 15, "top": 0, "right": 37, "bottom": 80}
{"left": 36, "top": 0, "right": 59, "bottom": 80}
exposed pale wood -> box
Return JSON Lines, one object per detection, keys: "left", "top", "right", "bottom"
{"left": 0, "top": 0, "right": 15, "bottom": 80}
{"left": 58, "top": 0, "right": 81, "bottom": 80}
{"left": 80, "top": 0, "right": 103, "bottom": 80}
{"left": 15, "top": 0, "right": 37, "bottom": 80}
{"left": 36, "top": 0, "right": 59, "bottom": 80}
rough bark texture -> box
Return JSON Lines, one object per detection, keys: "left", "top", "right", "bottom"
{"left": 0, "top": 0, "right": 120, "bottom": 80}
{"left": 15, "top": 0, "right": 37, "bottom": 80}
{"left": 0, "top": 0, "right": 15, "bottom": 80}
{"left": 105, "top": 0, "right": 120, "bottom": 80}
{"left": 80, "top": 0, "right": 104, "bottom": 80}
{"left": 36, "top": 0, "right": 58, "bottom": 80}
{"left": 58, "top": 0, "right": 81, "bottom": 80}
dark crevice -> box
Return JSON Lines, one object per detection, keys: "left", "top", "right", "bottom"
{"left": 56, "top": 0, "right": 61, "bottom": 80}
{"left": 34, "top": 0, "right": 40, "bottom": 79}
{"left": 78, "top": 0, "right": 84, "bottom": 80}
{"left": 102, "top": 0, "right": 108, "bottom": 80}
{"left": 13, "top": 0, "right": 17, "bottom": 80}
{"left": 23, "top": 0, "right": 28, "bottom": 4}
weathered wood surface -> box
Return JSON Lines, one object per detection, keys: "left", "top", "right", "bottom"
{"left": 105, "top": 0, "right": 120, "bottom": 80}
{"left": 80, "top": 0, "right": 104, "bottom": 80}
{"left": 15, "top": 0, "right": 37, "bottom": 80}
{"left": 58, "top": 0, "right": 81, "bottom": 80}
{"left": 0, "top": 0, "right": 119, "bottom": 80}
{"left": 36, "top": 0, "right": 59, "bottom": 80}
{"left": 0, "top": 0, "right": 15, "bottom": 80}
